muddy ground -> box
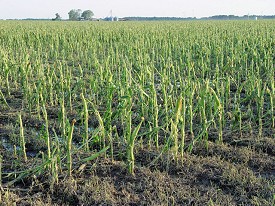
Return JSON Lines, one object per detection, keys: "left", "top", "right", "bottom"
{"left": 0, "top": 93, "right": 274, "bottom": 206}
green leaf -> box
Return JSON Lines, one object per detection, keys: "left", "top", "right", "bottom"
{"left": 81, "top": 146, "right": 109, "bottom": 162}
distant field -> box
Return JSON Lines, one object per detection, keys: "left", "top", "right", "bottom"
{"left": 0, "top": 20, "right": 274, "bottom": 205}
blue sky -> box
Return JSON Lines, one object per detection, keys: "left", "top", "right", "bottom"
{"left": 0, "top": 0, "right": 274, "bottom": 19}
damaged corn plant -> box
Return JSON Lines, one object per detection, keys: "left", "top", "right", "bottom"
{"left": 0, "top": 20, "right": 274, "bottom": 187}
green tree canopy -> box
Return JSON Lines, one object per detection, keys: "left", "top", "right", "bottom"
{"left": 68, "top": 9, "right": 82, "bottom": 20}
{"left": 81, "top": 10, "right": 94, "bottom": 20}
{"left": 52, "top": 13, "right": 61, "bottom": 21}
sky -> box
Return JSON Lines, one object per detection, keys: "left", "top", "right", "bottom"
{"left": 0, "top": 0, "right": 274, "bottom": 19}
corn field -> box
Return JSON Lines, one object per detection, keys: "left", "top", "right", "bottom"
{"left": 0, "top": 20, "right": 274, "bottom": 205}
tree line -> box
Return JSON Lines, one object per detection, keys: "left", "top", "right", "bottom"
{"left": 124, "top": 15, "right": 275, "bottom": 21}
{"left": 52, "top": 9, "right": 94, "bottom": 21}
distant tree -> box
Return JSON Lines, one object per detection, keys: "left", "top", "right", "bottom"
{"left": 52, "top": 13, "right": 61, "bottom": 21}
{"left": 68, "top": 9, "right": 82, "bottom": 20}
{"left": 81, "top": 10, "right": 94, "bottom": 20}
